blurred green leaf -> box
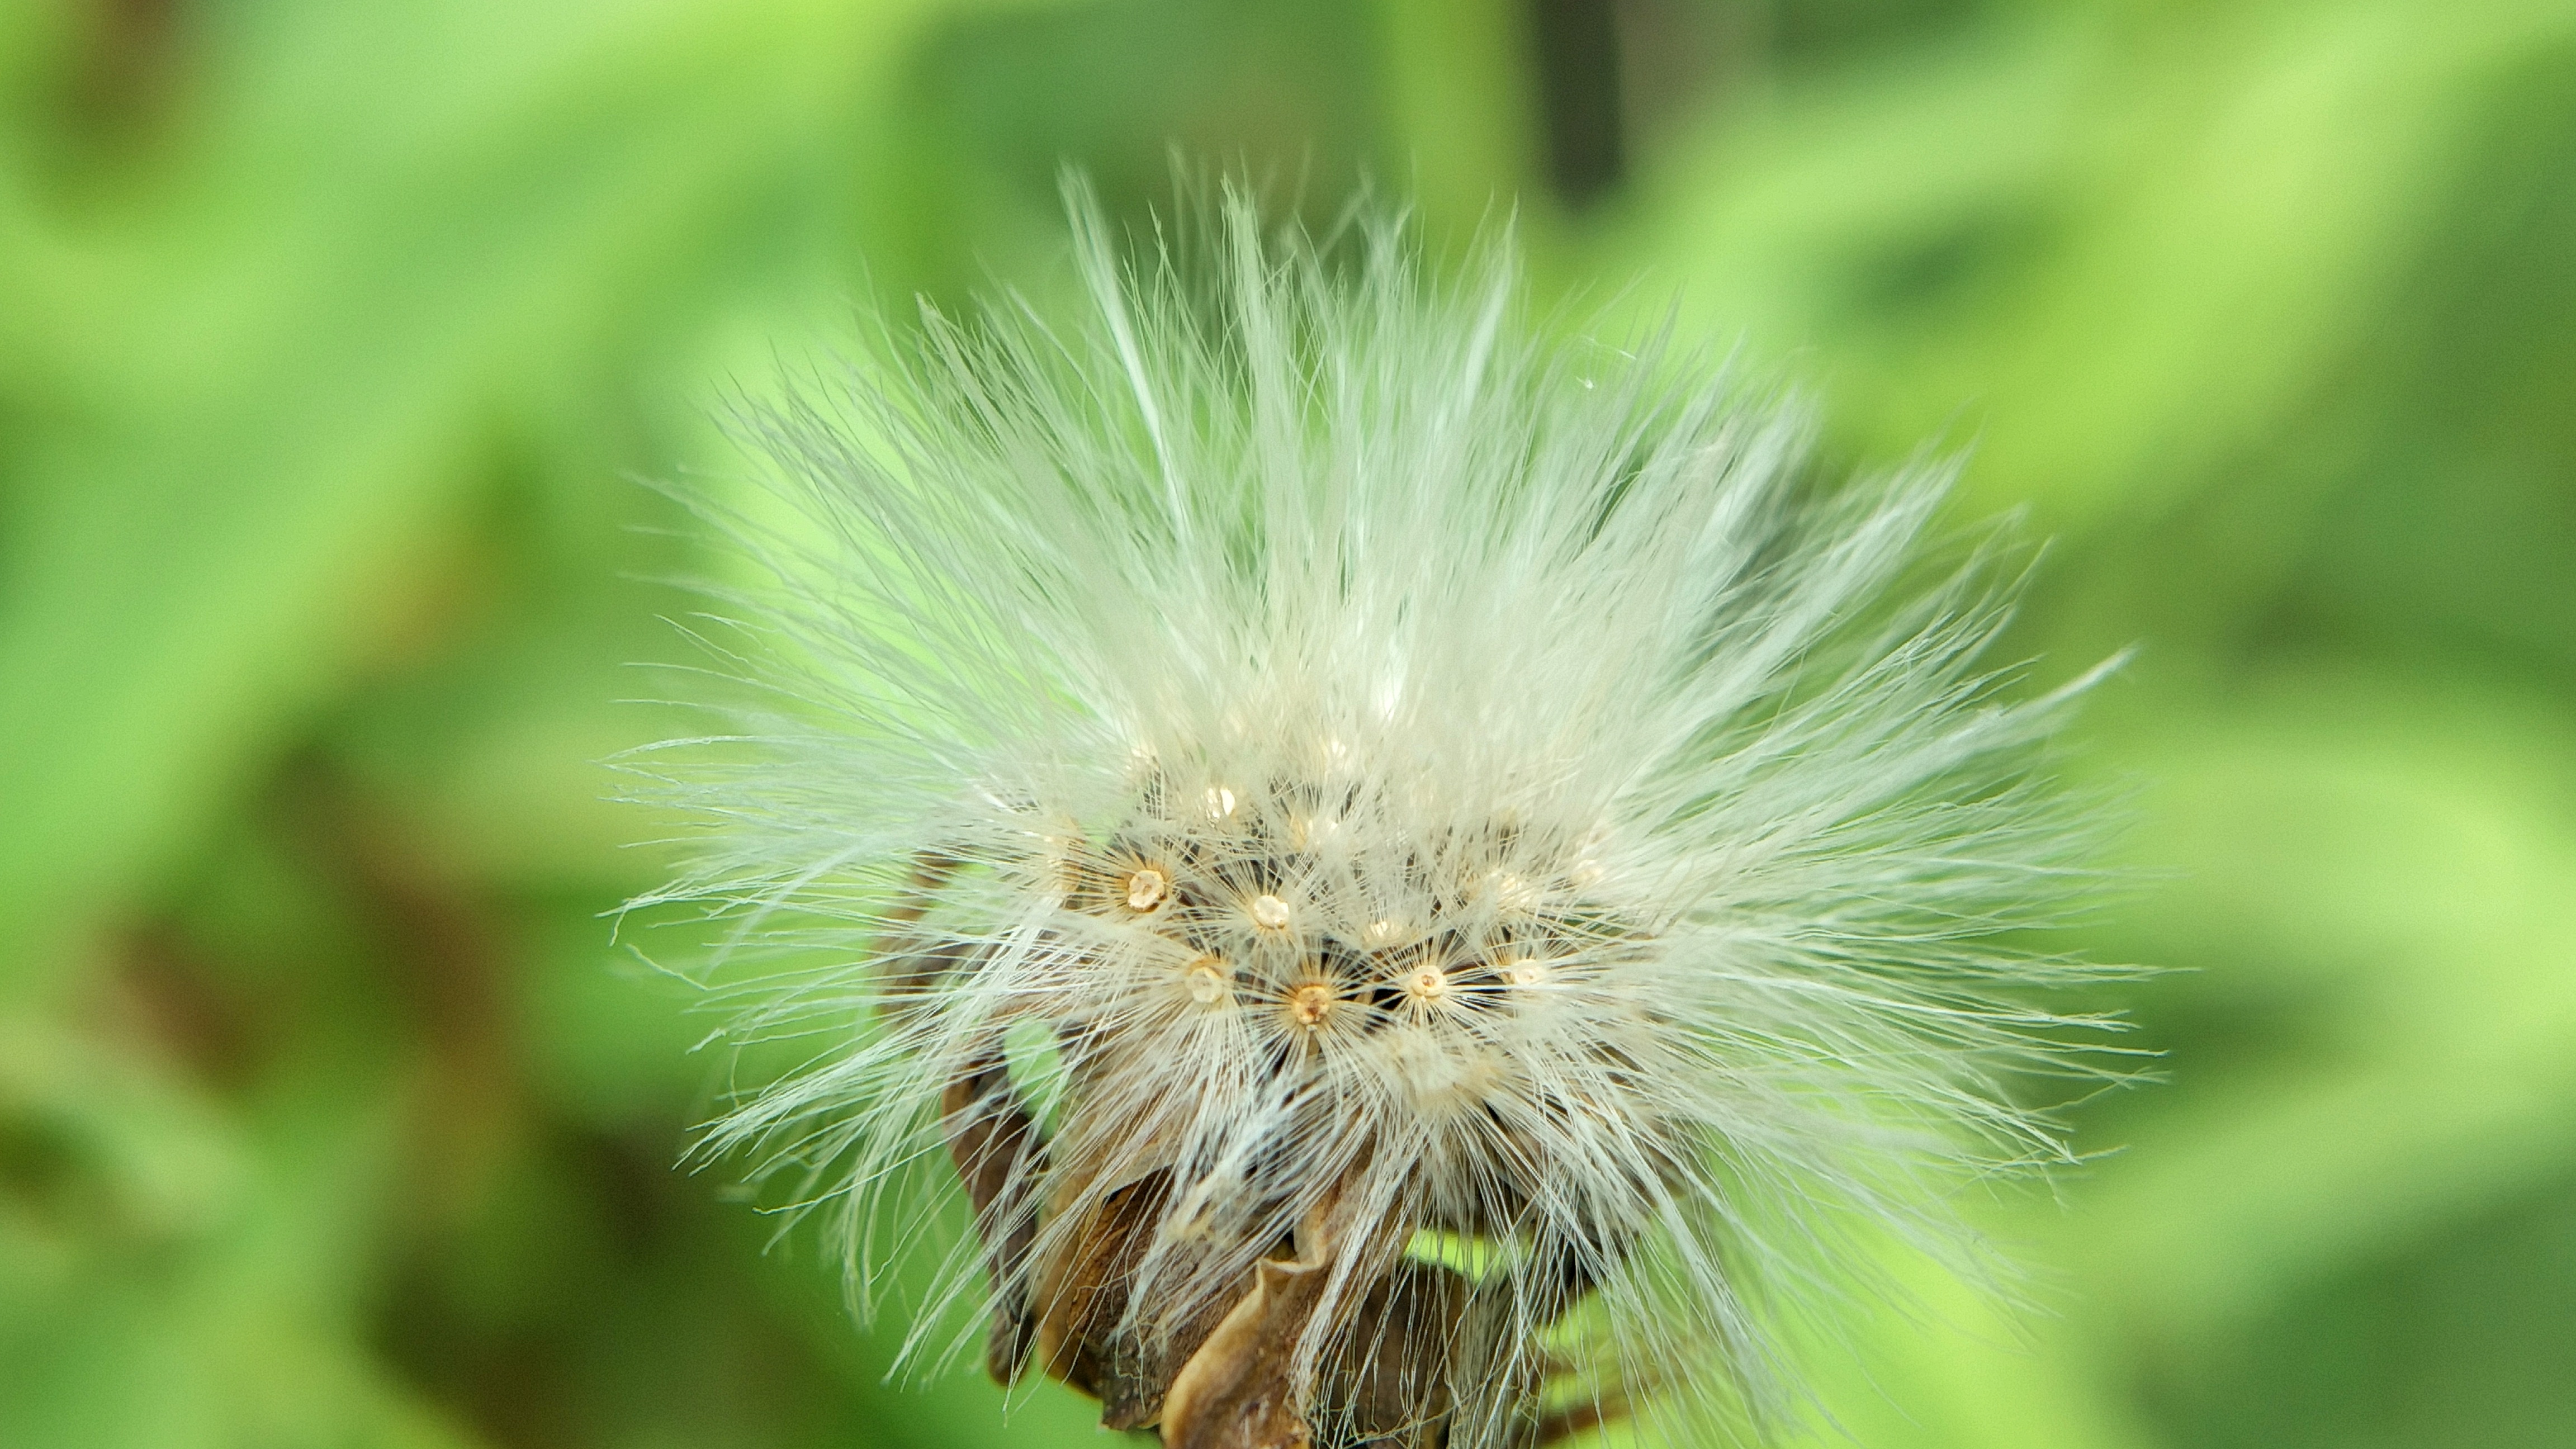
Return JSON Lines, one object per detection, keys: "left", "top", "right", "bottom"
{"left": 0, "top": 0, "right": 1036, "bottom": 996}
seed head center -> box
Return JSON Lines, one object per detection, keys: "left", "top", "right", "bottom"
{"left": 1250, "top": 893, "right": 1292, "bottom": 931}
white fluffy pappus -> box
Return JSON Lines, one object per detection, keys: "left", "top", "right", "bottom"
{"left": 630, "top": 184, "right": 2127, "bottom": 1449}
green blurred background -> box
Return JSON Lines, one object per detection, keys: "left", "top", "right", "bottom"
{"left": 4, "top": 1, "right": 2573, "bottom": 1446}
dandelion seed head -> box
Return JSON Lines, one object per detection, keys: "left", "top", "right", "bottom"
{"left": 638, "top": 179, "right": 2125, "bottom": 1449}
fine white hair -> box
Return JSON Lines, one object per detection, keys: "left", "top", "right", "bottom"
{"left": 629, "top": 179, "right": 2125, "bottom": 1446}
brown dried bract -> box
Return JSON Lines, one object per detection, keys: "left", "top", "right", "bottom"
{"left": 1315, "top": 1259, "right": 1479, "bottom": 1449}
{"left": 1030, "top": 1170, "right": 1167, "bottom": 1395}
{"left": 1162, "top": 1242, "right": 1337, "bottom": 1449}
{"left": 940, "top": 1044, "right": 1044, "bottom": 1385}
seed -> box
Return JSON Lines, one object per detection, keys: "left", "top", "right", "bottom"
{"left": 1126, "top": 868, "right": 1169, "bottom": 912}
{"left": 1250, "top": 894, "right": 1291, "bottom": 930}
{"left": 1289, "top": 982, "right": 1335, "bottom": 1026}
{"left": 1185, "top": 958, "right": 1228, "bottom": 1005}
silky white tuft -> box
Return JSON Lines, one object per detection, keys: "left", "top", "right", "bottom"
{"left": 631, "top": 183, "right": 2124, "bottom": 1449}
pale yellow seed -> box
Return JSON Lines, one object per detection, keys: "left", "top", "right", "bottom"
{"left": 1407, "top": 965, "right": 1450, "bottom": 1002}
{"left": 1289, "top": 982, "right": 1335, "bottom": 1027}
{"left": 1126, "top": 867, "right": 1169, "bottom": 912}
{"left": 1508, "top": 960, "right": 1549, "bottom": 988}
{"left": 1250, "top": 894, "right": 1291, "bottom": 930}
{"left": 1185, "top": 958, "right": 1229, "bottom": 1005}
{"left": 1204, "top": 787, "right": 1238, "bottom": 820}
